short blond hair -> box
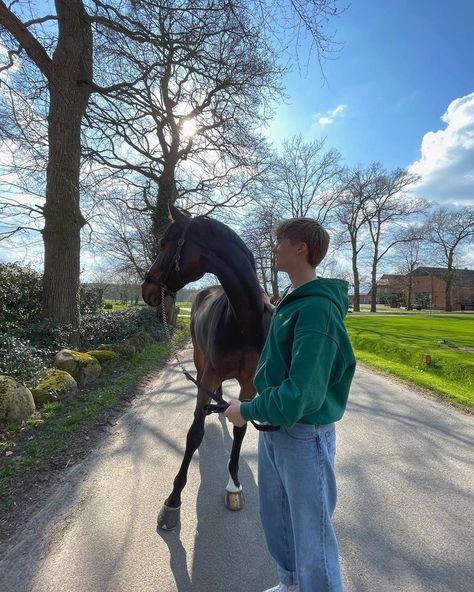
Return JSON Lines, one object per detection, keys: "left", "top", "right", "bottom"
{"left": 276, "top": 218, "right": 330, "bottom": 267}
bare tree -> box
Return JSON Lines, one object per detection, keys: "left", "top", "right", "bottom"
{"left": 334, "top": 165, "right": 380, "bottom": 311}
{"left": 1, "top": 0, "right": 344, "bottom": 335}
{"left": 392, "top": 225, "right": 424, "bottom": 308}
{"left": 0, "top": 1, "right": 95, "bottom": 341}
{"left": 423, "top": 206, "right": 474, "bottom": 311}
{"left": 238, "top": 135, "right": 342, "bottom": 301}
{"left": 85, "top": 0, "right": 282, "bottom": 256}
{"left": 271, "top": 134, "right": 343, "bottom": 222}
{"left": 240, "top": 192, "right": 281, "bottom": 300}
{"left": 90, "top": 190, "right": 154, "bottom": 278}
{"left": 362, "top": 165, "right": 424, "bottom": 312}
{"left": 0, "top": 1, "right": 156, "bottom": 339}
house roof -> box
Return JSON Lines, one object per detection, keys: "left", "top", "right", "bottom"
{"left": 376, "top": 267, "right": 474, "bottom": 288}
{"left": 378, "top": 274, "right": 404, "bottom": 284}
{"left": 379, "top": 274, "right": 405, "bottom": 280}
{"left": 412, "top": 267, "right": 474, "bottom": 286}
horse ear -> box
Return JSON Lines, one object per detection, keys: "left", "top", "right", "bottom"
{"left": 169, "top": 203, "right": 189, "bottom": 225}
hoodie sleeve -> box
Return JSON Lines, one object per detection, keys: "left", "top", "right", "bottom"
{"left": 240, "top": 328, "right": 340, "bottom": 427}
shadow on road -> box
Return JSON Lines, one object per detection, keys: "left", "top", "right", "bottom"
{"left": 336, "top": 374, "right": 474, "bottom": 592}
{"left": 157, "top": 412, "right": 274, "bottom": 592}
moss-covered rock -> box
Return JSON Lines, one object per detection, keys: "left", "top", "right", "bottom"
{"left": 32, "top": 370, "right": 77, "bottom": 405}
{"left": 96, "top": 341, "right": 136, "bottom": 357}
{"left": 86, "top": 349, "right": 119, "bottom": 363}
{"left": 94, "top": 332, "right": 155, "bottom": 358}
{"left": 127, "top": 331, "right": 155, "bottom": 349}
{"left": 54, "top": 349, "right": 101, "bottom": 388}
{"left": 115, "top": 341, "right": 138, "bottom": 356}
{"left": 0, "top": 375, "right": 36, "bottom": 424}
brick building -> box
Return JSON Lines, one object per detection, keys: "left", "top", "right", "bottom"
{"left": 375, "top": 267, "right": 474, "bottom": 310}
{"left": 377, "top": 274, "right": 407, "bottom": 307}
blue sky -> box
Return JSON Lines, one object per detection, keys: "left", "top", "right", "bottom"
{"left": 1, "top": 0, "right": 473, "bottom": 272}
{"left": 267, "top": 0, "right": 474, "bottom": 205}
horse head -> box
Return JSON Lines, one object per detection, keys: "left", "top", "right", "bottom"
{"left": 142, "top": 205, "right": 206, "bottom": 307}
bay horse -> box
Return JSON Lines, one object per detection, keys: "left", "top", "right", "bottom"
{"left": 142, "top": 205, "right": 273, "bottom": 530}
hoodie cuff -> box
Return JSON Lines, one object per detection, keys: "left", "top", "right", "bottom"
{"left": 240, "top": 401, "right": 253, "bottom": 421}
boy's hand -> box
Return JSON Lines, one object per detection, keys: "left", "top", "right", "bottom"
{"left": 224, "top": 399, "right": 246, "bottom": 427}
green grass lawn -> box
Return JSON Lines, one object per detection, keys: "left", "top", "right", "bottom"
{"left": 102, "top": 299, "right": 146, "bottom": 311}
{"left": 345, "top": 314, "right": 474, "bottom": 408}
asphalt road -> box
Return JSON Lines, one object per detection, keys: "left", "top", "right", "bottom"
{"left": 0, "top": 349, "right": 473, "bottom": 592}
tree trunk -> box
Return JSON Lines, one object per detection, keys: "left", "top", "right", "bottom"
{"left": 351, "top": 252, "right": 360, "bottom": 312}
{"left": 407, "top": 277, "right": 413, "bottom": 310}
{"left": 370, "top": 253, "right": 378, "bottom": 313}
{"left": 158, "top": 294, "right": 178, "bottom": 326}
{"left": 445, "top": 254, "right": 454, "bottom": 312}
{"left": 152, "top": 172, "right": 178, "bottom": 256}
{"left": 350, "top": 236, "right": 360, "bottom": 311}
{"left": 259, "top": 259, "right": 269, "bottom": 295}
{"left": 445, "top": 282, "right": 452, "bottom": 311}
{"left": 42, "top": 1, "right": 92, "bottom": 344}
{"left": 151, "top": 172, "right": 179, "bottom": 325}
{"left": 270, "top": 252, "right": 279, "bottom": 302}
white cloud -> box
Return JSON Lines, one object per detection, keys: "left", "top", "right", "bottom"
{"left": 0, "top": 236, "right": 43, "bottom": 269}
{"left": 0, "top": 40, "right": 21, "bottom": 83}
{"left": 409, "top": 92, "right": 474, "bottom": 205}
{"left": 316, "top": 104, "right": 347, "bottom": 126}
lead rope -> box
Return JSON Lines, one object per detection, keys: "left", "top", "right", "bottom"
{"left": 161, "top": 287, "right": 194, "bottom": 376}
{"left": 160, "top": 287, "right": 228, "bottom": 411}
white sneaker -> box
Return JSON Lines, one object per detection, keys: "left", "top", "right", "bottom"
{"left": 262, "top": 584, "right": 299, "bottom": 592}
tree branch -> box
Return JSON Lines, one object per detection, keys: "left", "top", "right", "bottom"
{"left": 0, "top": 1, "right": 52, "bottom": 78}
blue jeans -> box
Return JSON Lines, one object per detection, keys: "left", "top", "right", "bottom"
{"left": 258, "top": 423, "right": 343, "bottom": 592}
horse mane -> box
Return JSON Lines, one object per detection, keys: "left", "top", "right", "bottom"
{"left": 197, "top": 216, "right": 256, "bottom": 271}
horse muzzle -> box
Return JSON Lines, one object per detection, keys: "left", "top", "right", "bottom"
{"left": 141, "top": 281, "right": 163, "bottom": 307}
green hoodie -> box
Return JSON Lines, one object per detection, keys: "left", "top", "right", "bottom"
{"left": 240, "top": 278, "right": 356, "bottom": 427}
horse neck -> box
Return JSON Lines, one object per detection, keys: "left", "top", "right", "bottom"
{"left": 205, "top": 248, "right": 264, "bottom": 332}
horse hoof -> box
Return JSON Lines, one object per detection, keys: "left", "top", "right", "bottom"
{"left": 225, "top": 490, "right": 244, "bottom": 511}
{"left": 157, "top": 504, "right": 181, "bottom": 530}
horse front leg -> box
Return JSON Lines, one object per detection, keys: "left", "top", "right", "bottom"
{"left": 224, "top": 382, "right": 255, "bottom": 511}
{"left": 225, "top": 423, "right": 248, "bottom": 511}
{"left": 157, "top": 401, "right": 208, "bottom": 531}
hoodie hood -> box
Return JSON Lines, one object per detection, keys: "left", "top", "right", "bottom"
{"left": 278, "top": 278, "right": 350, "bottom": 319}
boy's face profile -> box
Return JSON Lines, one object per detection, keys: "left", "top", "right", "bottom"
{"left": 274, "top": 234, "right": 309, "bottom": 273}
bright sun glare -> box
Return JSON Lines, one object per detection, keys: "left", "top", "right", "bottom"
{"left": 181, "top": 119, "right": 197, "bottom": 138}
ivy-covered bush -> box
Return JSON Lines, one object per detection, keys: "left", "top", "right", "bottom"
{"left": 80, "top": 306, "right": 165, "bottom": 348}
{"left": 79, "top": 286, "right": 103, "bottom": 314}
{"left": 0, "top": 334, "right": 48, "bottom": 388}
{"left": 0, "top": 319, "right": 69, "bottom": 387}
{"left": 0, "top": 294, "right": 166, "bottom": 387}
{"left": 0, "top": 263, "right": 43, "bottom": 330}
{"left": 8, "top": 318, "right": 71, "bottom": 350}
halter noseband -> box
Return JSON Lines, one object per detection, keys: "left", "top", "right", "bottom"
{"left": 146, "top": 217, "right": 192, "bottom": 297}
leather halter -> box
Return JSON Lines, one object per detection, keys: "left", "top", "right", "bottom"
{"left": 145, "top": 217, "right": 192, "bottom": 297}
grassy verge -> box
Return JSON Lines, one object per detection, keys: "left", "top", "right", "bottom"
{"left": 345, "top": 315, "right": 474, "bottom": 408}
{"left": 0, "top": 322, "right": 190, "bottom": 512}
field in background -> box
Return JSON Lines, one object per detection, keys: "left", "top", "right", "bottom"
{"left": 345, "top": 314, "right": 474, "bottom": 407}
{"left": 101, "top": 301, "right": 473, "bottom": 407}
{"left": 101, "top": 300, "right": 193, "bottom": 313}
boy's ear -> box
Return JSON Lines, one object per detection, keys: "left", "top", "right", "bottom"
{"left": 297, "top": 242, "right": 309, "bottom": 255}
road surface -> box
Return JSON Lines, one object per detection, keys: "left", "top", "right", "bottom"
{"left": 0, "top": 349, "right": 472, "bottom": 592}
